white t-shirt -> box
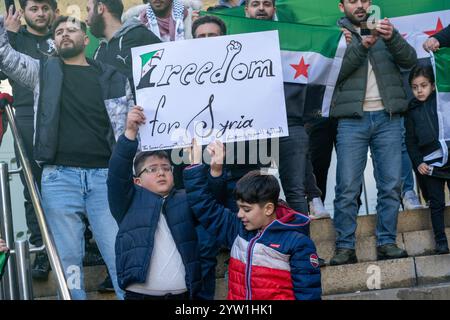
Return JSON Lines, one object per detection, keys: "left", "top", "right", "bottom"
{"left": 126, "top": 209, "right": 187, "bottom": 296}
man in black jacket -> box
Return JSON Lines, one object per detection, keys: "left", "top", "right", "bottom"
{"left": 0, "top": 15, "right": 134, "bottom": 300}
{"left": 86, "top": 0, "right": 161, "bottom": 84}
{"left": 423, "top": 24, "right": 450, "bottom": 52}
{"left": 0, "top": 0, "right": 57, "bottom": 281}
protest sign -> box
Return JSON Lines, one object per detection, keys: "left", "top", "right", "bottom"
{"left": 132, "top": 30, "right": 288, "bottom": 151}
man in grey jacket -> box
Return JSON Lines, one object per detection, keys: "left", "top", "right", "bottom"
{"left": 329, "top": 0, "right": 417, "bottom": 266}
{"left": 0, "top": 15, "right": 134, "bottom": 299}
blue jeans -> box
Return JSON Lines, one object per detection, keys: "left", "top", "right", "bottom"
{"left": 334, "top": 112, "right": 402, "bottom": 249}
{"left": 401, "top": 118, "right": 415, "bottom": 196}
{"left": 41, "top": 166, "right": 124, "bottom": 300}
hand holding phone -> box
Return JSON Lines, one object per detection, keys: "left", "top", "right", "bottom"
{"left": 4, "top": 0, "right": 21, "bottom": 33}
{"left": 4, "top": 0, "right": 16, "bottom": 15}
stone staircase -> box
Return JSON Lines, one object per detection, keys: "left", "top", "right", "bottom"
{"left": 214, "top": 207, "right": 450, "bottom": 300}
{"left": 32, "top": 208, "right": 450, "bottom": 300}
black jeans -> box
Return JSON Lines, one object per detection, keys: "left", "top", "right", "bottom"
{"left": 276, "top": 125, "right": 309, "bottom": 215}
{"left": 422, "top": 175, "right": 450, "bottom": 244}
{"left": 14, "top": 114, "right": 43, "bottom": 247}
{"left": 305, "top": 117, "right": 337, "bottom": 201}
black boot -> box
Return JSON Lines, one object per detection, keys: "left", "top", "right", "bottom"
{"left": 377, "top": 244, "right": 408, "bottom": 260}
{"left": 329, "top": 248, "right": 357, "bottom": 266}
{"left": 97, "top": 273, "right": 114, "bottom": 293}
{"left": 435, "top": 240, "right": 450, "bottom": 255}
{"left": 32, "top": 251, "right": 51, "bottom": 281}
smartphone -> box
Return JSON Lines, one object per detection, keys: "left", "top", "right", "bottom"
{"left": 0, "top": 250, "right": 10, "bottom": 279}
{"left": 360, "top": 21, "right": 379, "bottom": 37}
{"left": 4, "top": 0, "right": 16, "bottom": 14}
{"left": 359, "top": 22, "right": 372, "bottom": 36}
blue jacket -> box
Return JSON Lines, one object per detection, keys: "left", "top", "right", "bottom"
{"left": 107, "top": 134, "right": 203, "bottom": 298}
{"left": 183, "top": 165, "right": 322, "bottom": 300}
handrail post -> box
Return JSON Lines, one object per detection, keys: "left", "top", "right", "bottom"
{"left": 0, "top": 162, "right": 19, "bottom": 300}
{"left": 14, "top": 239, "right": 33, "bottom": 300}
{"left": 3, "top": 102, "right": 71, "bottom": 300}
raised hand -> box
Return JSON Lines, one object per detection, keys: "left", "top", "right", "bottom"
{"left": 4, "top": 6, "right": 22, "bottom": 33}
{"left": 423, "top": 37, "right": 440, "bottom": 52}
{"left": 342, "top": 28, "right": 353, "bottom": 45}
{"left": 207, "top": 140, "right": 225, "bottom": 177}
{"left": 376, "top": 18, "right": 394, "bottom": 41}
{"left": 125, "top": 106, "right": 146, "bottom": 140}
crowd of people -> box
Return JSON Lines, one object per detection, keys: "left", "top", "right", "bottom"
{"left": 0, "top": 0, "right": 449, "bottom": 300}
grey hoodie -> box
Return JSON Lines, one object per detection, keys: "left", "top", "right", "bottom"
{"left": 93, "top": 18, "right": 160, "bottom": 82}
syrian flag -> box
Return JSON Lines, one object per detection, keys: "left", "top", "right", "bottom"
{"left": 136, "top": 49, "right": 164, "bottom": 90}
{"left": 427, "top": 48, "right": 450, "bottom": 168}
{"left": 205, "top": 13, "right": 345, "bottom": 118}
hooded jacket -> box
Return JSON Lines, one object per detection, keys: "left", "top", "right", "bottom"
{"left": 405, "top": 92, "right": 441, "bottom": 168}
{"left": 93, "top": 18, "right": 161, "bottom": 82}
{"left": 330, "top": 17, "right": 417, "bottom": 119}
{"left": 183, "top": 165, "right": 322, "bottom": 300}
{"left": 0, "top": 26, "right": 55, "bottom": 116}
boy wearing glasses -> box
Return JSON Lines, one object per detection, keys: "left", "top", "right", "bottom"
{"left": 107, "top": 106, "right": 204, "bottom": 300}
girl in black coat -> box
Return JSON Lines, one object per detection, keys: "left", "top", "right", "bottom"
{"left": 405, "top": 65, "right": 449, "bottom": 254}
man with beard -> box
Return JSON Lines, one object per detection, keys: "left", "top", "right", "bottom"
{"left": 329, "top": 0, "right": 417, "bottom": 265}
{"left": 0, "top": 15, "right": 135, "bottom": 300}
{"left": 139, "top": 0, "right": 201, "bottom": 42}
{"left": 245, "top": 0, "right": 276, "bottom": 20}
{"left": 86, "top": 0, "right": 160, "bottom": 83}
{"left": 0, "top": 0, "right": 58, "bottom": 281}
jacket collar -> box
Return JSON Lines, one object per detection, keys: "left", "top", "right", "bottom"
{"left": 409, "top": 91, "right": 437, "bottom": 110}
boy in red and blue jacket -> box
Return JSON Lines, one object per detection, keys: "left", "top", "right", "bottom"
{"left": 183, "top": 141, "right": 322, "bottom": 300}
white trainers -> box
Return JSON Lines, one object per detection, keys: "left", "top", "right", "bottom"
{"left": 309, "top": 197, "right": 331, "bottom": 220}
{"left": 402, "top": 190, "right": 425, "bottom": 210}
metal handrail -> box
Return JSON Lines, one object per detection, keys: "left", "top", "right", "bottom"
{"left": 2, "top": 101, "right": 71, "bottom": 300}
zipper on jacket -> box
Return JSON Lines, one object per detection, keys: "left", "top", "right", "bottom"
{"left": 244, "top": 231, "right": 263, "bottom": 300}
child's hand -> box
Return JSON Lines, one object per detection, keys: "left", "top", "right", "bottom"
{"left": 207, "top": 140, "right": 225, "bottom": 177}
{"left": 418, "top": 163, "right": 431, "bottom": 175}
{"left": 0, "top": 238, "right": 8, "bottom": 253}
{"left": 125, "top": 106, "right": 146, "bottom": 140}
{"left": 184, "top": 138, "right": 203, "bottom": 165}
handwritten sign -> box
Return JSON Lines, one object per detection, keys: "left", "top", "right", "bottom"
{"left": 132, "top": 30, "right": 288, "bottom": 151}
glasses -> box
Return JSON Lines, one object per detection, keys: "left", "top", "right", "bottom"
{"left": 137, "top": 165, "right": 173, "bottom": 177}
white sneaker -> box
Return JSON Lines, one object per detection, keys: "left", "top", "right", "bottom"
{"left": 309, "top": 197, "right": 331, "bottom": 220}
{"left": 402, "top": 190, "right": 425, "bottom": 210}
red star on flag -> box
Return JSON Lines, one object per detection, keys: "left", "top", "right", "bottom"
{"left": 424, "top": 18, "right": 444, "bottom": 36}
{"left": 290, "top": 57, "right": 310, "bottom": 80}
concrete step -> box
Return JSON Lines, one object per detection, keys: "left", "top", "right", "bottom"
{"left": 30, "top": 208, "right": 450, "bottom": 300}
{"left": 311, "top": 208, "right": 450, "bottom": 263}
{"left": 35, "top": 291, "right": 117, "bottom": 300}
{"left": 214, "top": 253, "right": 450, "bottom": 299}
{"left": 32, "top": 265, "right": 108, "bottom": 298}
{"left": 323, "top": 282, "right": 450, "bottom": 300}
{"left": 310, "top": 207, "right": 450, "bottom": 242}
{"left": 321, "top": 253, "right": 450, "bottom": 295}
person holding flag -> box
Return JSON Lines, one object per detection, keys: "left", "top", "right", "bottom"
{"left": 329, "top": 0, "right": 417, "bottom": 266}
{"left": 405, "top": 65, "right": 450, "bottom": 255}
{"left": 423, "top": 24, "right": 450, "bottom": 52}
